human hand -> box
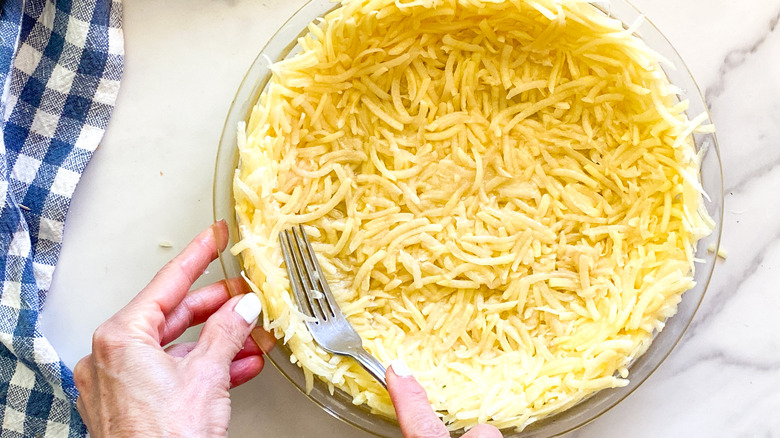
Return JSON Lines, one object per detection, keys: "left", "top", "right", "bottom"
{"left": 387, "top": 360, "right": 502, "bottom": 438}
{"left": 74, "top": 221, "right": 274, "bottom": 437}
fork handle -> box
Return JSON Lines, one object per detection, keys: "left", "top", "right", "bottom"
{"left": 352, "top": 348, "right": 387, "bottom": 388}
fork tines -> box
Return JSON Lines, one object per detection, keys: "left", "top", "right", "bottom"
{"left": 279, "top": 225, "right": 340, "bottom": 323}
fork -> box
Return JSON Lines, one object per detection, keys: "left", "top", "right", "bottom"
{"left": 279, "top": 225, "right": 387, "bottom": 388}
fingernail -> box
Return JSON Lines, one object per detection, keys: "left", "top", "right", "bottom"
{"left": 234, "top": 293, "right": 262, "bottom": 324}
{"left": 390, "top": 359, "right": 413, "bottom": 377}
{"left": 211, "top": 220, "right": 229, "bottom": 249}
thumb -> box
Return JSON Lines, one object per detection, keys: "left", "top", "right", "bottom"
{"left": 386, "top": 360, "right": 449, "bottom": 438}
{"left": 191, "top": 293, "right": 262, "bottom": 366}
{"left": 462, "top": 424, "right": 502, "bottom": 438}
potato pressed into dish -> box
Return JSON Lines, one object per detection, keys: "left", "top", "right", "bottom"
{"left": 232, "top": 0, "right": 714, "bottom": 431}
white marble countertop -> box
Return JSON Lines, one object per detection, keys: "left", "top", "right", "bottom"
{"left": 39, "top": 0, "right": 780, "bottom": 436}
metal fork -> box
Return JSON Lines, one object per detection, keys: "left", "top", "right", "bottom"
{"left": 279, "top": 225, "right": 387, "bottom": 387}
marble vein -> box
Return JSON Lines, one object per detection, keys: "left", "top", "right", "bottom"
{"left": 704, "top": 6, "right": 780, "bottom": 104}
{"left": 675, "top": 345, "right": 780, "bottom": 375}
{"left": 682, "top": 206, "right": 780, "bottom": 342}
{"left": 725, "top": 154, "right": 780, "bottom": 195}
{"left": 683, "top": 229, "right": 776, "bottom": 338}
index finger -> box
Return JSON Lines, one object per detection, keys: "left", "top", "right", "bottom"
{"left": 133, "top": 220, "right": 228, "bottom": 315}
{"left": 111, "top": 221, "right": 228, "bottom": 344}
{"left": 386, "top": 360, "right": 449, "bottom": 438}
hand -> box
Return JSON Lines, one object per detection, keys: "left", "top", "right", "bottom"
{"left": 387, "top": 361, "right": 502, "bottom": 438}
{"left": 74, "top": 221, "right": 274, "bottom": 437}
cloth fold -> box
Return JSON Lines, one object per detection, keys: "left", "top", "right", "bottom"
{"left": 0, "top": 0, "right": 123, "bottom": 436}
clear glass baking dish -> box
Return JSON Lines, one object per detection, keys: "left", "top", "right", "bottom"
{"left": 213, "top": 0, "right": 724, "bottom": 436}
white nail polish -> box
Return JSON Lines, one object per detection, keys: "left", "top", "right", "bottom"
{"left": 235, "top": 293, "right": 262, "bottom": 324}
{"left": 390, "top": 359, "right": 413, "bottom": 377}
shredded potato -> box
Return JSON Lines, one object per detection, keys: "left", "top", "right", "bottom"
{"left": 233, "top": 0, "right": 714, "bottom": 431}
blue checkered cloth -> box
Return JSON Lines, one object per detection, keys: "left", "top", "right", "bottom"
{"left": 0, "top": 0, "right": 123, "bottom": 436}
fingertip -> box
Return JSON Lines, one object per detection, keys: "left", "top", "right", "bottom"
{"left": 387, "top": 368, "right": 427, "bottom": 403}
{"left": 192, "top": 293, "right": 259, "bottom": 366}
{"left": 251, "top": 326, "right": 276, "bottom": 353}
{"left": 137, "top": 223, "right": 231, "bottom": 316}
{"left": 385, "top": 361, "right": 448, "bottom": 437}
{"left": 388, "top": 358, "right": 413, "bottom": 378}
{"left": 234, "top": 293, "right": 262, "bottom": 324}
{"left": 386, "top": 359, "right": 417, "bottom": 393}
{"left": 229, "top": 355, "right": 264, "bottom": 387}
{"left": 226, "top": 276, "right": 251, "bottom": 297}
{"left": 234, "top": 336, "right": 263, "bottom": 360}
{"left": 211, "top": 220, "right": 229, "bottom": 252}
{"left": 463, "top": 424, "right": 503, "bottom": 438}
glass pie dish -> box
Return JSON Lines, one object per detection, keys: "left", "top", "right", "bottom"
{"left": 213, "top": 0, "right": 724, "bottom": 436}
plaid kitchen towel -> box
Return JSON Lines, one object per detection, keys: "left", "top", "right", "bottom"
{"left": 0, "top": 0, "right": 123, "bottom": 436}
